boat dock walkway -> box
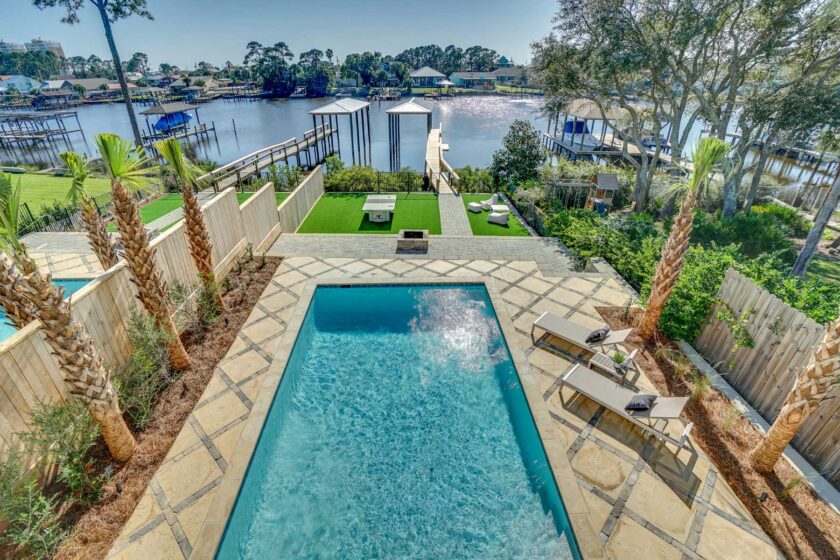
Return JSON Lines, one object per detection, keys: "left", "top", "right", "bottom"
{"left": 198, "top": 123, "right": 337, "bottom": 191}
{"left": 426, "top": 127, "right": 471, "bottom": 236}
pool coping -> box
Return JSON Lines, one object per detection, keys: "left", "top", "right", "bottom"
{"left": 191, "top": 276, "right": 606, "bottom": 559}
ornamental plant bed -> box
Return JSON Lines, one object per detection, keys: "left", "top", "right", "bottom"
{"left": 43, "top": 255, "right": 282, "bottom": 560}
{"left": 596, "top": 305, "right": 840, "bottom": 560}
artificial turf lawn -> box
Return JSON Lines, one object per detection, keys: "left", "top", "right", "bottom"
{"left": 14, "top": 172, "right": 112, "bottom": 215}
{"left": 297, "top": 193, "right": 442, "bottom": 234}
{"left": 461, "top": 194, "right": 530, "bottom": 237}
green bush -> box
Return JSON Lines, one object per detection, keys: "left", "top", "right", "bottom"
{"left": 0, "top": 452, "right": 66, "bottom": 559}
{"left": 21, "top": 400, "right": 104, "bottom": 505}
{"left": 168, "top": 278, "right": 221, "bottom": 337}
{"left": 691, "top": 210, "right": 796, "bottom": 262}
{"left": 454, "top": 166, "right": 494, "bottom": 193}
{"left": 651, "top": 245, "right": 740, "bottom": 340}
{"left": 323, "top": 166, "right": 423, "bottom": 192}
{"left": 115, "top": 310, "right": 176, "bottom": 430}
{"left": 752, "top": 203, "right": 811, "bottom": 238}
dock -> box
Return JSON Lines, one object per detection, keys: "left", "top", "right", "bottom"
{"left": 198, "top": 123, "right": 338, "bottom": 191}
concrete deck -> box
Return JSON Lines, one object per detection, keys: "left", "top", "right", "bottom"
{"left": 107, "top": 239, "right": 780, "bottom": 560}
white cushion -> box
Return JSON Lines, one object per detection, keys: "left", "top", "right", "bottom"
{"left": 487, "top": 212, "right": 508, "bottom": 225}
{"left": 467, "top": 202, "right": 482, "bottom": 213}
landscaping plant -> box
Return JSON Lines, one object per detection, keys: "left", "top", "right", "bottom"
{"left": 155, "top": 137, "right": 224, "bottom": 312}
{"left": 97, "top": 133, "right": 191, "bottom": 370}
{"left": 636, "top": 137, "right": 730, "bottom": 340}
{"left": 61, "top": 151, "right": 119, "bottom": 270}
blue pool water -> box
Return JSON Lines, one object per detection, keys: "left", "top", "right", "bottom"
{"left": 217, "top": 285, "right": 581, "bottom": 559}
{"left": 0, "top": 279, "right": 90, "bottom": 341}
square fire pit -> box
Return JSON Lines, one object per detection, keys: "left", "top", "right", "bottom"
{"left": 397, "top": 229, "right": 429, "bottom": 252}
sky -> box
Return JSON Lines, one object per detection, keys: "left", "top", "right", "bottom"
{"left": 3, "top": 0, "right": 558, "bottom": 70}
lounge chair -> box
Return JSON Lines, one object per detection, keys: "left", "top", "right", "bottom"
{"left": 467, "top": 201, "right": 482, "bottom": 213}
{"left": 487, "top": 212, "right": 509, "bottom": 226}
{"left": 531, "top": 311, "right": 631, "bottom": 353}
{"left": 560, "top": 364, "right": 694, "bottom": 448}
{"left": 481, "top": 193, "right": 499, "bottom": 210}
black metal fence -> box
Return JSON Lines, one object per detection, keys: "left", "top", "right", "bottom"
{"left": 18, "top": 190, "right": 146, "bottom": 236}
{"left": 323, "top": 170, "right": 427, "bottom": 193}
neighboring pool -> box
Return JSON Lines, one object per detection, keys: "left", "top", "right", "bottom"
{"left": 0, "top": 278, "right": 90, "bottom": 342}
{"left": 217, "top": 284, "right": 581, "bottom": 559}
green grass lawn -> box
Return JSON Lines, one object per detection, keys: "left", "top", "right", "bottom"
{"left": 14, "top": 172, "right": 111, "bottom": 215}
{"left": 107, "top": 194, "right": 184, "bottom": 232}
{"left": 461, "top": 194, "right": 530, "bottom": 237}
{"left": 297, "top": 193, "right": 441, "bottom": 234}
{"left": 807, "top": 255, "right": 840, "bottom": 284}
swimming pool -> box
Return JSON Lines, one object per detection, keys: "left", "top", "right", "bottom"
{"left": 0, "top": 278, "right": 90, "bottom": 342}
{"left": 217, "top": 284, "right": 581, "bottom": 559}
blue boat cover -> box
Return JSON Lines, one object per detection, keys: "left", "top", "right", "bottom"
{"left": 563, "top": 120, "right": 590, "bottom": 134}
{"left": 154, "top": 111, "right": 192, "bottom": 131}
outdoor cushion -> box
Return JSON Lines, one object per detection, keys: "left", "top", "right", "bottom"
{"left": 487, "top": 212, "right": 508, "bottom": 226}
{"left": 625, "top": 394, "right": 656, "bottom": 411}
{"left": 586, "top": 327, "right": 610, "bottom": 343}
{"left": 467, "top": 202, "right": 482, "bottom": 213}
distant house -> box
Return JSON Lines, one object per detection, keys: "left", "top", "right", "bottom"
{"left": 497, "top": 56, "right": 514, "bottom": 68}
{"left": 410, "top": 66, "right": 446, "bottom": 88}
{"left": 66, "top": 77, "right": 112, "bottom": 92}
{"left": 0, "top": 75, "right": 40, "bottom": 93}
{"left": 169, "top": 76, "right": 219, "bottom": 92}
{"left": 32, "top": 90, "right": 80, "bottom": 109}
{"left": 491, "top": 66, "right": 531, "bottom": 85}
{"left": 40, "top": 79, "right": 74, "bottom": 93}
{"left": 449, "top": 71, "right": 495, "bottom": 89}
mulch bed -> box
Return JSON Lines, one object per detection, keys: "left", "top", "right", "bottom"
{"left": 50, "top": 254, "right": 282, "bottom": 560}
{"left": 597, "top": 306, "right": 840, "bottom": 560}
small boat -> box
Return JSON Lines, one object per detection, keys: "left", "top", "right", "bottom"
{"left": 289, "top": 87, "right": 307, "bottom": 98}
{"left": 0, "top": 166, "right": 25, "bottom": 174}
{"left": 335, "top": 90, "right": 352, "bottom": 98}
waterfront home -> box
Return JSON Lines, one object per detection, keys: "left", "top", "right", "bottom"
{"left": 410, "top": 66, "right": 446, "bottom": 87}
{"left": 492, "top": 66, "right": 529, "bottom": 85}
{"left": 0, "top": 74, "right": 39, "bottom": 93}
{"left": 39, "top": 79, "right": 74, "bottom": 93}
{"left": 170, "top": 76, "right": 221, "bottom": 92}
{"left": 32, "top": 90, "right": 80, "bottom": 109}
{"left": 449, "top": 71, "right": 496, "bottom": 89}
{"left": 66, "top": 77, "right": 111, "bottom": 92}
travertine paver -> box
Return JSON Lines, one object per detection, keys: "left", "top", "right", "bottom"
{"left": 108, "top": 240, "right": 781, "bottom": 560}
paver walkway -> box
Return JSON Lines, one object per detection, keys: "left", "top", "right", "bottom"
{"left": 108, "top": 242, "right": 780, "bottom": 560}
{"left": 438, "top": 192, "right": 472, "bottom": 236}
{"left": 21, "top": 232, "right": 103, "bottom": 278}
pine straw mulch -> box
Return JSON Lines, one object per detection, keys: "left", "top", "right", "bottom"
{"left": 52, "top": 255, "right": 282, "bottom": 560}
{"left": 596, "top": 306, "right": 840, "bottom": 560}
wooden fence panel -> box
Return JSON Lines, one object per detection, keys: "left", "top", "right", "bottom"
{"left": 695, "top": 268, "right": 840, "bottom": 486}
{"left": 203, "top": 189, "right": 245, "bottom": 267}
{"left": 278, "top": 166, "right": 324, "bottom": 233}
{"left": 240, "top": 182, "right": 281, "bottom": 251}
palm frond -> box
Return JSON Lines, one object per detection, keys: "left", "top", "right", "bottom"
{"left": 0, "top": 176, "right": 24, "bottom": 254}
{"left": 95, "top": 133, "right": 154, "bottom": 193}
{"left": 60, "top": 151, "right": 90, "bottom": 205}
{"left": 0, "top": 172, "right": 11, "bottom": 204}
{"left": 154, "top": 138, "right": 202, "bottom": 191}
{"left": 690, "top": 137, "right": 730, "bottom": 192}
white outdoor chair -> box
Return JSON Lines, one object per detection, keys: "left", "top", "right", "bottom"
{"left": 487, "top": 212, "right": 508, "bottom": 226}
{"left": 467, "top": 201, "right": 482, "bottom": 213}
{"left": 481, "top": 193, "right": 499, "bottom": 210}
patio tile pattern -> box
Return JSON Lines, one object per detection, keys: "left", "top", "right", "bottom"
{"left": 107, "top": 240, "right": 782, "bottom": 560}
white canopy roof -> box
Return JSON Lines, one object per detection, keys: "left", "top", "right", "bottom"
{"left": 386, "top": 98, "right": 432, "bottom": 115}
{"left": 566, "top": 98, "right": 629, "bottom": 121}
{"left": 310, "top": 98, "right": 370, "bottom": 115}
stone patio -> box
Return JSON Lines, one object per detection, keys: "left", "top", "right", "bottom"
{"left": 106, "top": 243, "right": 781, "bottom": 560}
{"left": 21, "top": 232, "right": 104, "bottom": 279}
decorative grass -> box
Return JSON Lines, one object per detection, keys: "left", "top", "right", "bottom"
{"left": 297, "top": 193, "right": 442, "bottom": 234}
{"left": 13, "top": 172, "right": 111, "bottom": 215}
{"left": 461, "top": 194, "right": 530, "bottom": 237}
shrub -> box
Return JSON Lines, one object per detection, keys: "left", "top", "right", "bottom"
{"left": 323, "top": 166, "right": 422, "bottom": 192}
{"left": 651, "top": 244, "right": 739, "bottom": 341}
{"left": 0, "top": 452, "right": 66, "bottom": 559}
{"left": 324, "top": 155, "right": 344, "bottom": 177}
{"left": 490, "top": 120, "right": 545, "bottom": 186}
{"left": 752, "top": 203, "right": 811, "bottom": 238}
{"left": 21, "top": 400, "right": 104, "bottom": 504}
{"left": 454, "top": 166, "right": 494, "bottom": 193}
{"left": 115, "top": 310, "right": 175, "bottom": 429}
{"left": 266, "top": 164, "right": 303, "bottom": 192}
{"left": 691, "top": 210, "right": 796, "bottom": 262}
{"left": 168, "top": 278, "right": 220, "bottom": 336}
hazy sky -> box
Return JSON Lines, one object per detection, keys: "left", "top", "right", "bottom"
{"left": 3, "top": 0, "right": 558, "bottom": 69}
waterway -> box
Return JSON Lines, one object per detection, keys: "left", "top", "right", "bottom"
{"left": 2, "top": 95, "right": 834, "bottom": 198}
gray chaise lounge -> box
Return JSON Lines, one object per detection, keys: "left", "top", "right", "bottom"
{"left": 531, "top": 311, "right": 631, "bottom": 352}
{"left": 560, "top": 364, "right": 694, "bottom": 448}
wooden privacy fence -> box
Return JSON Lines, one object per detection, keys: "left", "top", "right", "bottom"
{"left": 694, "top": 268, "right": 840, "bottom": 487}
{"left": 278, "top": 165, "right": 324, "bottom": 233}
{"left": 0, "top": 179, "right": 294, "bottom": 457}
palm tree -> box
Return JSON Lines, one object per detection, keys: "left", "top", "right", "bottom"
{"left": 154, "top": 138, "right": 224, "bottom": 310}
{"left": 96, "top": 134, "right": 191, "bottom": 371}
{"left": 0, "top": 177, "right": 136, "bottom": 461}
{"left": 750, "top": 316, "right": 840, "bottom": 473}
{"left": 635, "top": 137, "right": 730, "bottom": 340}
{"left": 61, "top": 151, "right": 119, "bottom": 270}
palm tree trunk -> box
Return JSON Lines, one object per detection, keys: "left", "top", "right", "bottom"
{"left": 791, "top": 170, "right": 840, "bottom": 278}
{"left": 636, "top": 188, "right": 698, "bottom": 340}
{"left": 0, "top": 255, "right": 136, "bottom": 462}
{"left": 111, "top": 179, "right": 191, "bottom": 370}
{"left": 94, "top": 1, "right": 143, "bottom": 147}
{"left": 181, "top": 185, "right": 225, "bottom": 310}
{"left": 750, "top": 316, "right": 840, "bottom": 473}
{"left": 80, "top": 198, "right": 119, "bottom": 270}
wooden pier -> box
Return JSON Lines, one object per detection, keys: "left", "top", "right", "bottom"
{"left": 198, "top": 123, "right": 337, "bottom": 191}
{"left": 0, "top": 111, "right": 84, "bottom": 149}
